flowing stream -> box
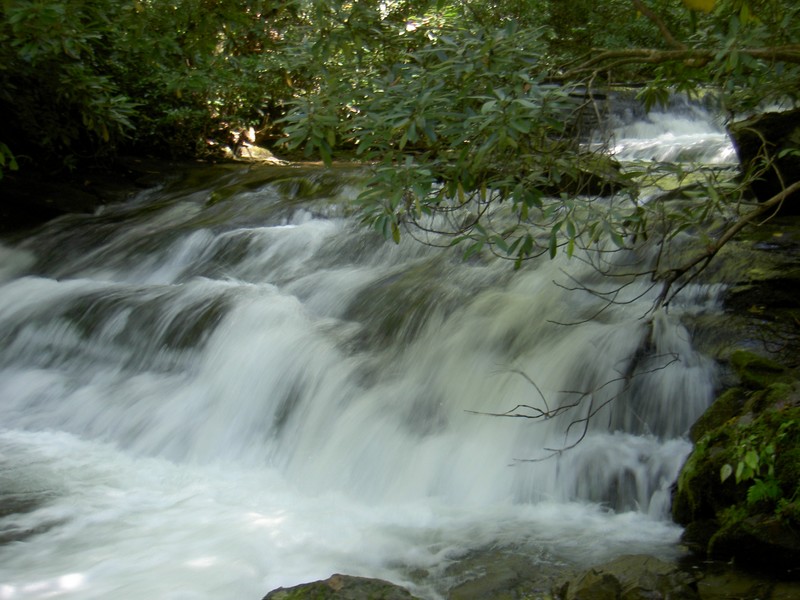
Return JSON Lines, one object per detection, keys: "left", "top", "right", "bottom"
{"left": 0, "top": 108, "right": 734, "bottom": 599}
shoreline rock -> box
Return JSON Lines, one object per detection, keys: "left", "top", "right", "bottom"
{"left": 262, "top": 574, "right": 422, "bottom": 600}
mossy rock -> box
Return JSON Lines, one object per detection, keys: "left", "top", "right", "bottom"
{"left": 744, "top": 382, "right": 796, "bottom": 415}
{"left": 689, "top": 387, "right": 747, "bottom": 442}
{"left": 674, "top": 390, "right": 800, "bottom": 571}
{"left": 557, "top": 555, "right": 699, "bottom": 600}
{"left": 729, "top": 350, "right": 787, "bottom": 389}
{"left": 674, "top": 347, "right": 800, "bottom": 570}
{"left": 672, "top": 430, "right": 741, "bottom": 525}
{"left": 709, "top": 513, "right": 800, "bottom": 571}
{"left": 263, "top": 574, "right": 421, "bottom": 600}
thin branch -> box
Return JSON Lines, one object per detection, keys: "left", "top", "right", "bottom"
{"left": 655, "top": 179, "right": 800, "bottom": 309}
{"left": 470, "top": 352, "right": 680, "bottom": 461}
{"left": 561, "top": 47, "right": 800, "bottom": 80}
{"left": 631, "top": 0, "right": 686, "bottom": 51}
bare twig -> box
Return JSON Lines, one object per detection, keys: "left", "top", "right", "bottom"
{"left": 469, "top": 352, "right": 680, "bottom": 460}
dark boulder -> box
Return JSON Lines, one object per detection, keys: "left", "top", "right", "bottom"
{"left": 554, "top": 555, "right": 699, "bottom": 600}
{"left": 262, "top": 574, "right": 421, "bottom": 600}
{"left": 672, "top": 350, "right": 800, "bottom": 574}
{"left": 728, "top": 108, "right": 800, "bottom": 214}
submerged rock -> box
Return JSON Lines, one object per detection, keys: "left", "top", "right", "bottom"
{"left": 443, "top": 548, "right": 566, "bottom": 600}
{"left": 554, "top": 555, "right": 699, "bottom": 600}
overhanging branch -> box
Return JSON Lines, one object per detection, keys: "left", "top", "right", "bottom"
{"left": 655, "top": 179, "right": 800, "bottom": 309}
{"left": 631, "top": 0, "right": 686, "bottom": 51}
{"left": 561, "top": 46, "right": 800, "bottom": 79}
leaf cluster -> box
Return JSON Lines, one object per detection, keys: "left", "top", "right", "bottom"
{"left": 721, "top": 416, "right": 798, "bottom": 510}
{"left": 0, "top": 0, "right": 309, "bottom": 168}
{"left": 1, "top": 0, "right": 799, "bottom": 276}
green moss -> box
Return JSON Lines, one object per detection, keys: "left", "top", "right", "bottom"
{"left": 675, "top": 357, "right": 800, "bottom": 566}
{"left": 743, "top": 382, "right": 794, "bottom": 415}
{"left": 730, "top": 350, "right": 787, "bottom": 389}
{"left": 689, "top": 387, "right": 746, "bottom": 442}
{"left": 263, "top": 575, "right": 421, "bottom": 600}
{"left": 672, "top": 430, "right": 739, "bottom": 524}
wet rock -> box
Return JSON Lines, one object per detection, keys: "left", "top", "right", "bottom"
{"left": 262, "top": 574, "right": 421, "bottom": 600}
{"left": 691, "top": 561, "right": 800, "bottom": 600}
{"left": 672, "top": 349, "right": 800, "bottom": 573}
{"left": 444, "top": 549, "right": 563, "bottom": 600}
{"left": 729, "top": 350, "right": 787, "bottom": 389}
{"left": 728, "top": 108, "right": 800, "bottom": 213}
{"left": 556, "top": 555, "right": 699, "bottom": 600}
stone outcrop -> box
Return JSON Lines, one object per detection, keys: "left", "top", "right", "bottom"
{"left": 262, "top": 574, "right": 421, "bottom": 600}
{"left": 554, "top": 555, "right": 699, "bottom": 600}
{"left": 671, "top": 350, "right": 800, "bottom": 573}
{"left": 728, "top": 108, "right": 800, "bottom": 214}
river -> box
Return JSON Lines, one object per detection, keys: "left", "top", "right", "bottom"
{"left": 0, "top": 108, "right": 734, "bottom": 599}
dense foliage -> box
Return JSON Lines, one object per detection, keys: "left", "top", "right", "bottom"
{"left": 0, "top": 0, "right": 305, "bottom": 167}
{"left": 1, "top": 1, "right": 799, "bottom": 294}
{"left": 2, "top": 1, "right": 797, "bottom": 165}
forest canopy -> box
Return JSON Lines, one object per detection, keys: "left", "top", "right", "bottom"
{"left": 1, "top": 0, "right": 799, "bottom": 302}
{"left": 1, "top": 0, "right": 797, "bottom": 168}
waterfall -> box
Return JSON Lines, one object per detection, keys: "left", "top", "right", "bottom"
{"left": 607, "top": 98, "right": 737, "bottom": 164}
{"left": 0, "top": 113, "right": 729, "bottom": 599}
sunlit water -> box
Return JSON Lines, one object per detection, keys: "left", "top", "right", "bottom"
{"left": 610, "top": 106, "right": 737, "bottom": 164}
{"left": 0, "top": 110, "right": 731, "bottom": 599}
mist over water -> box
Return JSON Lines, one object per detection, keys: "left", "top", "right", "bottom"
{"left": 0, "top": 109, "right": 729, "bottom": 599}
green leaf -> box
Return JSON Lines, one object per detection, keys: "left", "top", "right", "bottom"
{"left": 510, "top": 119, "right": 530, "bottom": 134}
{"left": 720, "top": 463, "right": 733, "bottom": 483}
{"left": 493, "top": 236, "right": 509, "bottom": 253}
{"left": 481, "top": 100, "right": 497, "bottom": 114}
{"left": 548, "top": 227, "right": 558, "bottom": 259}
{"left": 463, "top": 240, "right": 484, "bottom": 259}
{"left": 609, "top": 230, "right": 625, "bottom": 249}
{"left": 744, "top": 449, "right": 760, "bottom": 472}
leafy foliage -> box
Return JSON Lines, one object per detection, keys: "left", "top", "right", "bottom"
{"left": 1, "top": 0, "right": 799, "bottom": 282}
{"left": 0, "top": 0, "right": 305, "bottom": 165}
{"left": 0, "top": 0, "right": 138, "bottom": 163}
{"left": 721, "top": 418, "right": 797, "bottom": 507}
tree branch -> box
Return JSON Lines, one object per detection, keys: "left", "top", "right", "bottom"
{"left": 561, "top": 47, "right": 800, "bottom": 79}
{"left": 631, "top": 0, "right": 686, "bottom": 51}
{"left": 655, "top": 179, "right": 800, "bottom": 309}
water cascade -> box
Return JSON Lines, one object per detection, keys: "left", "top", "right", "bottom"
{"left": 0, "top": 108, "right": 731, "bottom": 599}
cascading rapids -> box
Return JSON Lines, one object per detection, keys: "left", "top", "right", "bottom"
{"left": 0, "top": 110, "right": 727, "bottom": 599}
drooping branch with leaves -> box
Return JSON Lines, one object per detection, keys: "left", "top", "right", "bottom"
{"left": 278, "top": 0, "right": 799, "bottom": 311}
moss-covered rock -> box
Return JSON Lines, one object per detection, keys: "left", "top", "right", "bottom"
{"left": 729, "top": 350, "right": 787, "bottom": 390}
{"left": 672, "top": 354, "right": 800, "bottom": 573}
{"left": 556, "top": 555, "right": 699, "bottom": 600}
{"left": 688, "top": 387, "right": 746, "bottom": 442}
{"left": 262, "top": 574, "right": 421, "bottom": 600}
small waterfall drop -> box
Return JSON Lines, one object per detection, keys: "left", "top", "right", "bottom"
{"left": 0, "top": 112, "right": 729, "bottom": 599}
{"left": 608, "top": 100, "right": 737, "bottom": 164}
